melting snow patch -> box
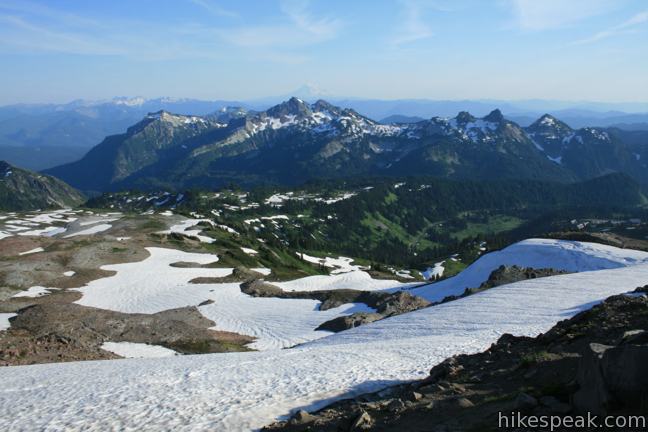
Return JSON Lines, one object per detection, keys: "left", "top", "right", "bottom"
{"left": 64, "top": 224, "right": 112, "bottom": 238}
{"left": 18, "top": 247, "right": 44, "bottom": 256}
{"left": 423, "top": 261, "right": 445, "bottom": 280}
{"left": 12, "top": 286, "right": 57, "bottom": 298}
{"left": 252, "top": 268, "right": 271, "bottom": 276}
{"left": 241, "top": 247, "right": 258, "bottom": 255}
{"left": 63, "top": 271, "right": 76, "bottom": 277}
{"left": 101, "top": 342, "right": 179, "bottom": 358}
{"left": 159, "top": 219, "right": 215, "bottom": 243}
{"left": 0, "top": 313, "right": 16, "bottom": 331}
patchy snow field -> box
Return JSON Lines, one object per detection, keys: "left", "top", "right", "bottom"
{"left": 2, "top": 257, "right": 647, "bottom": 431}
{"left": 158, "top": 219, "right": 215, "bottom": 243}
{"left": 296, "top": 252, "right": 364, "bottom": 274}
{"left": 2, "top": 240, "right": 648, "bottom": 431}
{"left": 0, "top": 209, "right": 125, "bottom": 240}
{"left": 71, "top": 248, "right": 385, "bottom": 349}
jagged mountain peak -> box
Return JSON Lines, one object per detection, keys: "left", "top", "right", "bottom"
{"left": 312, "top": 99, "right": 339, "bottom": 113}
{"left": 483, "top": 109, "right": 504, "bottom": 123}
{"left": 528, "top": 113, "right": 572, "bottom": 132}
{"left": 0, "top": 160, "right": 12, "bottom": 172}
{"left": 455, "top": 111, "right": 476, "bottom": 124}
{"left": 265, "top": 97, "right": 312, "bottom": 118}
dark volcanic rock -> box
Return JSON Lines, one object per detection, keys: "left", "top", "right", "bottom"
{"left": 316, "top": 313, "right": 383, "bottom": 332}
{"left": 478, "top": 265, "right": 569, "bottom": 289}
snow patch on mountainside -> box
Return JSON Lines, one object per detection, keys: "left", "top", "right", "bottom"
{"left": 409, "top": 238, "right": 648, "bottom": 302}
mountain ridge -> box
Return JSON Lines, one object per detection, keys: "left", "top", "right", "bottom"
{"left": 0, "top": 161, "right": 84, "bottom": 210}
{"left": 44, "top": 98, "right": 648, "bottom": 192}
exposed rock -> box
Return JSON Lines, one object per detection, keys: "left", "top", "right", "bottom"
{"left": 2, "top": 302, "right": 253, "bottom": 365}
{"left": 290, "top": 410, "right": 315, "bottom": 425}
{"left": 349, "top": 411, "right": 373, "bottom": 430}
{"left": 573, "top": 341, "right": 648, "bottom": 415}
{"left": 478, "top": 265, "right": 569, "bottom": 290}
{"left": 454, "top": 397, "right": 474, "bottom": 408}
{"left": 374, "top": 291, "right": 430, "bottom": 316}
{"left": 316, "top": 313, "right": 382, "bottom": 332}
{"left": 514, "top": 392, "right": 538, "bottom": 410}
{"left": 240, "top": 279, "right": 285, "bottom": 297}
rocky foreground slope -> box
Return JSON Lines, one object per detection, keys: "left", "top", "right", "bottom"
{"left": 265, "top": 290, "right": 648, "bottom": 431}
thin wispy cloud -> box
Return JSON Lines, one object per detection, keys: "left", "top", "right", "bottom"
{"left": 188, "top": 0, "right": 238, "bottom": 18}
{"left": 508, "top": 0, "right": 619, "bottom": 31}
{"left": 391, "top": 0, "right": 435, "bottom": 46}
{"left": 221, "top": 0, "right": 341, "bottom": 48}
{"left": 574, "top": 10, "right": 648, "bottom": 44}
{"left": 280, "top": 0, "right": 342, "bottom": 39}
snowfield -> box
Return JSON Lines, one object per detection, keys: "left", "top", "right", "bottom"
{"left": 73, "top": 248, "right": 228, "bottom": 314}
{"left": 198, "top": 289, "right": 376, "bottom": 350}
{"left": 410, "top": 238, "right": 648, "bottom": 302}
{"left": 2, "top": 240, "right": 648, "bottom": 431}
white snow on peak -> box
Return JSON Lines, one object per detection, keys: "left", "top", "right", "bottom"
{"left": 112, "top": 97, "right": 146, "bottom": 107}
{"left": 539, "top": 116, "right": 556, "bottom": 126}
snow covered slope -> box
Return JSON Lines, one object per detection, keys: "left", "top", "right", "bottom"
{"left": 72, "top": 247, "right": 382, "bottom": 349}
{"left": 410, "top": 238, "right": 648, "bottom": 302}
{"left": 2, "top": 241, "right": 648, "bottom": 431}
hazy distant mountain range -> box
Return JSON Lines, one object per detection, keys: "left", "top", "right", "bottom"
{"left": 42, "top": 97, "right": 648, "bottom": 193}
{"left": 1, "top": 89, "right": 646, "bottom": 171}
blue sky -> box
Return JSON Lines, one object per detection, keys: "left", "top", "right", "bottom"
{"left": 0, "top": 0, "right": 647, "bottom": 104}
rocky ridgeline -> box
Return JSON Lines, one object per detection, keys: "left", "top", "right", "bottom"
{"left": 264, "top": 290, "right": 648, "bottom": 431}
